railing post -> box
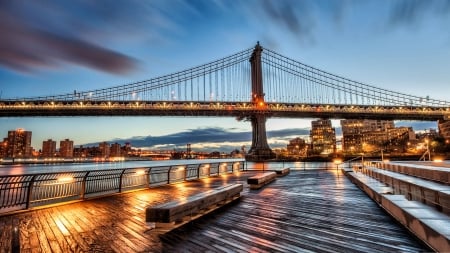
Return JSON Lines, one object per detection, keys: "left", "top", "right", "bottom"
{"left": 81, "top": 171, "right": 90, "bottom": 200}
{"left": 197, "top": 164, "right": 201, "bottom": 179}
{"left": 25, "top": 175, "right": 36, "bottom": 209}
{"left": 118, "top": 169, "right": 126, "bottom": 193}
{"left": 167, "top": 166, "right": 173, "bottom": 184}
{"left": 148, "top": 167, "right": 152, "bottom": 187}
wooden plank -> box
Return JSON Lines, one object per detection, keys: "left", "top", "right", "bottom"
{"left": 0, "top": 170, "right": 431, "bottom": 252}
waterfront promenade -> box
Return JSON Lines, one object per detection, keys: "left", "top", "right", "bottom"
{"left": 0, "top": 168, "right": 430, "bottom": 252}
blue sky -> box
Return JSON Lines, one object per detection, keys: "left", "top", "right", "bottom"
{"left": 1, "top": 0, "right": 449, "bottom": 152}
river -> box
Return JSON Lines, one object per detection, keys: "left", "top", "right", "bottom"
{"left": 0, "top": 159, "right": 343, "bottom": 176}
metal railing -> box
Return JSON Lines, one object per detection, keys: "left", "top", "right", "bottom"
{"left": 0, "top": 161, "right": 244, "bottom": 214}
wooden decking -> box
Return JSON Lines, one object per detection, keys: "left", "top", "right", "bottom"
{"left": 0, "top": 170, "right": 430, "bottom": 252}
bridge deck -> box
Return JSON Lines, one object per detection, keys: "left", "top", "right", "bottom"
{"left": 0, "top": 170, "right": 430, "bottom": 252}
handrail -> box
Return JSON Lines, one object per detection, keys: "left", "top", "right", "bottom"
{"left": 0, "top": 160, "right": 244, "bottom": 214}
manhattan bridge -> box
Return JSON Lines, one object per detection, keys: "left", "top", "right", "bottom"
{"left": 1, "top": 43, "right": 450, "bottom": 161}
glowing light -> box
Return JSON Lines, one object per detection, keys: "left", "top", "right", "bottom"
{"left": 333, "top": 159, "right": 342, "bottom": 165}
{"left": 57, "top": 176, "right": 74, "bottom": 183}
{"left": 433, "top": 158, "right": 443, "bottom": 163}
{"left": 135, "top": 170, "right": 146, "bottom": 175}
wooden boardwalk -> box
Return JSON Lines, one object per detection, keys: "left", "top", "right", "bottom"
{"left": 0, "top": 170, "right": 431, "bottom": 253}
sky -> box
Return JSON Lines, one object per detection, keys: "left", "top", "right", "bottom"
{"left": 1, "top": 0, "right": 450, "bottom": 152}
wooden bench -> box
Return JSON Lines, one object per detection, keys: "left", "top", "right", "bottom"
{"left": 247, "top": 172, "right": 277, "bottom": 189}
{"left": 274, "top": 168, "right": 290, "bottom": 177}
{"left": 146, "top": 183, "right": 243, "bottom": 232}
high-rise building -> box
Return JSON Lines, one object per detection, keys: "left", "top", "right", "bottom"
{"left": 60, "top": 139, "right": 74, "bottom": 158}
{"left": 438, "top": 119, "right": 450, "bottom": 142}
{"left": 42, "top": 139, "right": 56, "bottom": 158}
{"left": 310, "top": 119, "right": 336, "bottom": 155}
{"left": 110, "top": 143, "right": 121, "bottom": 157}
{"left": 341, "top": 119, "right": 395, "bottom": 153}
{"left": 6, "top": 129, "right": 32, "bottom": 158}
{"left": 99, "top": 142, "right": 110, "bottom": 158}
{"left": 0, "top": 138, "right": 7, "bottom": 158}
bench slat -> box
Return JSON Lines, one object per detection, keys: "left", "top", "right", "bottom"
{"left": 146, "top": 183, "right": 243, "bottom": 224}
{"left": 247, "top": 172, "right": 277, "bottom": 189}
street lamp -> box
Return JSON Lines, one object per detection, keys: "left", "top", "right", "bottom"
{"left": 333, "top": 158, "right": 342, "bottom": 174}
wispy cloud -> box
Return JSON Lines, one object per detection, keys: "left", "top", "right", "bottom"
{"left": 3, "top": 0, "right": 449, "bottom": 74}
{"left": 0, "top": 1, "right": 139, "bottom": 74}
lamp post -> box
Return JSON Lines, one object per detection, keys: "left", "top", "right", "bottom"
{"left": 333, "top": 158, "right": 342, "bottom": 176}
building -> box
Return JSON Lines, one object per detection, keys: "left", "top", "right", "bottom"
{"left": 99, "top": 142, "right": 110, "bottom": 158}
{"left": 341, "top": 119, "right": 394, "bottom": 153}
{"left": 286, "top": 137, "right": 307, "bottom": 156}
{"left": 42, "top": 139, "right": 57, "bottom": 158}
{"left": 310, "top": 119, "right": 336, "bottom": 155}
{"left": 110, "top": 143, "right": 122, "bottom": 157}
{"left": 60, "top": 139, "right": 74, "bottom": 158}
{"left": 438, "top": 119, "right": 450, "bottom": 142}
{"left": 5, "top": 129, "right": 32, "bottom": 158}
{"left": 0, "top": 138, "right": 7, "bottom": 158}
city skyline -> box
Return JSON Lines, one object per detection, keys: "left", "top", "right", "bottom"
{"left": 0, "top": 120, "right": 437, "bottom": 154}
{"left": 1, "top": 1, "right": 450, "bottom": 151}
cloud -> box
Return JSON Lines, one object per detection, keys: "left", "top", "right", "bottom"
{"left": 0, "top": 2, "right": 137, "bottom": 74}
{"left": 395, "top": 121, "right": 437, "bottom": 130}
{"left": 83, "top": 126, "right": 310, "bottom": 152}
{"left": 388, "top": 0, "right": 450, "bottom": 26}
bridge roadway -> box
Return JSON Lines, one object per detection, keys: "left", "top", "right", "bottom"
{"left": 1, "top": 100, "right": 449, "bottom": 120}
{"left": 0, "top": 170, "right": 430, "bottom": 252}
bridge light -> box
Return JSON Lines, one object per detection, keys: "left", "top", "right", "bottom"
{"left": 258, "top": 101, "right": 264, "bottom": 107}
{"left": 108, "top": 101, "right": 111, "bottom": 106}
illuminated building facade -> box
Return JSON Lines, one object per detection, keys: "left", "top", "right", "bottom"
{"left": 0, "top": 138, "right": 7, "bottom": 158}
{"left": 310, "top": 119, "right": 336, "bottom": 155}
{"left": 286, "top": 137, "right": 307, "bottom": 156}
{"left": 341, "top": 119, "right": 413, "bottom": 153}
{"left": 99, "top": 142, "right": 110, "bottom": 158}
{"left": 60, "top": 139, "right": 74, "bottom": 158}
{"left": 110, "top": 143, "right": 121, "bottom": 157}
{"left": 42, "top": 139, "right": 57, "bottom": 158}
{"left": 6, "top": 129, "right": 32, "bottom": 158}
{"left": 438, "top": 119, "right": 450, "bottom": 142}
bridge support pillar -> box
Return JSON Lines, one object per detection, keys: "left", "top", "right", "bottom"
{"left": 245, "top": 42, "right": 276, "bottom": 161}
{"left": 246, "top": 114, "right": 276, "bottom": 161}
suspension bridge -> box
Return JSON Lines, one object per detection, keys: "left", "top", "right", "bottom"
{"left": 1, "top": 42, "right": 449, "bottom": 160}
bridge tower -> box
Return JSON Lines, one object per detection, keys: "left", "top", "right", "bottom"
{"left": 245, "top": 42, "right": 276, "bottom": 161}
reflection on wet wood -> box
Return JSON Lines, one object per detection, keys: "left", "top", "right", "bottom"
{"left": 0, "top": 170, "right": 430, "bottom": 252}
